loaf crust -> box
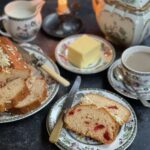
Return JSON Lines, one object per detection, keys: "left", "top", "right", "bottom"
{"left": 0, "top": 36, "right": 30, "bottom": 86}
{"left": 0, "top": 36, "right": 28, "bottom": 70}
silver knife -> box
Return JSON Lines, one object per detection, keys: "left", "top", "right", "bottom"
{"left": 49, "top": 76, "right": 81, "bottom": 143}
{"left": 17, "top": 44, "right": 70, "bottom": 87}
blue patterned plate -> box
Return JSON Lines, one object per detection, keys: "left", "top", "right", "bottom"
{"left": 55, "top": 34, "right": 116, "bottom": 74}
{"left": 46, "top": 88, "right": 137, "bottom": 150}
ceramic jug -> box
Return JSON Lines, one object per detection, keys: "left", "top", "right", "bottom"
{"left": 93, "top": 0, "right": 150, "bottom": 46}
{"left": 0, "top": 0, "right": 45, "bottom": 42}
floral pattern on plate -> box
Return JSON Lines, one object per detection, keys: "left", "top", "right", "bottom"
{"left": 0, "top": 44, "right": 59, "bottom": 123}
{"left": 46, "top": 88, "right": 137, "bottom": 150}
{"left": 107, "top": 59, "right": 137, "bottom": 99}
{"left": 55, "top": 34, "right": 116, "bottom": 74}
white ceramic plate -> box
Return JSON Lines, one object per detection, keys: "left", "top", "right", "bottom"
{"left": 55, "top": 34, "right": 116, "bottom": 74}
{"left": 107, "top": 59, "right": 137, "bottom": 99}
{"left": 46, "top": 88, "right": 137, "bottom": 150}
{"left": 0, "top": 44, "right": 59, "bottom": 123}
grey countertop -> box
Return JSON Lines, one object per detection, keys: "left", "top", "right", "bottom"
{"left": 0, "top": 0, "right": 150, "bottom": 150}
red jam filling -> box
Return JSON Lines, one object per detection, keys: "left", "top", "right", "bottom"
{"left": 103, "top": 131, "right": 110, "bottom": 141}
{"left": 68, "top": 110, "right": 75, "bottom": 115}
{"left": 94, "top": 124, "right": 105, "bottom": 131}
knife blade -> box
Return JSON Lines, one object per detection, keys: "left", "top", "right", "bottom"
{"left": 49, "top": 76, "right": 81, "bottom": 143}
{"left": 17, "top": 44, "right": 70, "bottom": 87}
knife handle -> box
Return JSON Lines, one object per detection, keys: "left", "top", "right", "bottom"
{"left": 49, "top": 111, "right": 64, "bottom": 143}
{"left": 41, "top": 64, "right": 70, "bottom": 87}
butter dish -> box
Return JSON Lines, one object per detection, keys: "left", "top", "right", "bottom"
{"left": 55, "top": 34, "right": 116, "bottom": 74}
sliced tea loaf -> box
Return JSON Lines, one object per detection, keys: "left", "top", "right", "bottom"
{"left": 64, "top": 105, "right": 120, "bottom": 144}
{"left": 0, "top": 78, "right": 29, "bottom": 112}
{"left": 80, "top": 93, "right": 131, "bottom": 125}
{"left": 13, "top": 77, "right": 47, "bottom": 113}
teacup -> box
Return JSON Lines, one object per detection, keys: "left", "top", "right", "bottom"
{"left": 120, "top": 46, "right": 150, "bottom": 101}
{"left": 0, "top": 0, "right": 45, "bottom": 43}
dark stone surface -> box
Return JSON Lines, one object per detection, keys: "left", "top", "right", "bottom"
{"left": 0, "top": 0, "right": 150, "bottom": 150}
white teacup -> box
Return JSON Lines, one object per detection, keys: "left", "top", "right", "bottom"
{"left": 0, "top": 0, "right": 45, "bottom": 43}
{"left": 120, "top": 46, "right": 150, "bottom": 102}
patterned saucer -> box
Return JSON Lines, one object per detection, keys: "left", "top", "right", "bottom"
{"left": 55, "top": 34, "right": 116, "bottom": 74}
{"left": 46, "top": 88, "right": 137, "bottom": 150}
{"left": 107, "top": 59, "right": 137, "bottom": 99}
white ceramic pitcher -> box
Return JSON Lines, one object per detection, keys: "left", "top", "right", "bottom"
{"left": 0, "top": 0, "right": 45, "bottom": 42}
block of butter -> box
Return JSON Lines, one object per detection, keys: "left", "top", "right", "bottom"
{"left": 67, "top": 35, "right": 101, "bottom": 68}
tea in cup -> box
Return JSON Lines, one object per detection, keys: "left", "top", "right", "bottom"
{"left": 120, "top": 46, "right": 150, "bottom": 104}
{"left": 0, "top": 0, "right": 45, "bottom": 43}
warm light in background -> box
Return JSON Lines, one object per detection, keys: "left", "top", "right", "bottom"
{"left": 57, "top": 0, "right": 70, "bottom": 15}
{"left": 93, "top": 0, "right": 104, "bottom": 16}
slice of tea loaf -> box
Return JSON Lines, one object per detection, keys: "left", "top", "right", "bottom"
{"left": 64, "top": 105, "right": 120, "bottom": 144}
{"left": 80, "top": 93, "right": 131, "bottom": 125}
{"left": 0, "top": 78, "right": 29, "bottom": 112}
{"left": 12, "top": 77, "right": 47, "bottom": 114}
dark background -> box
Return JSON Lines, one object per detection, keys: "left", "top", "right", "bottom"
{"left": 0, "top": 0, "right": 150, "bottom": 150}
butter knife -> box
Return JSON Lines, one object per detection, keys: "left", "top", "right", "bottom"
{"left": 17, "top": 44, "right": 70, "bottom": 87}
{"left": 49, "top": 76, "right": 81, "bottom": 143}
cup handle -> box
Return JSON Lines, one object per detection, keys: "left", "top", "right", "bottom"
{"left": 140, "top": 100, "right": 150, "bottom": 108}
{"left": 0, "top": 15, "right": 11, "bottom": 37}
{"left": 135, "top": 92, "right": 150, "bottom": 108}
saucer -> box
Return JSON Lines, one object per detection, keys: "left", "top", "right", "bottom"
{"left": 42, "top": 13, "right": 83, "bottom": 38}
{"left": 55, "top": 34, "right": 116, "bottom": 74}
{"left": 107, "top": 59, "right": 137, "bottom": 99}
